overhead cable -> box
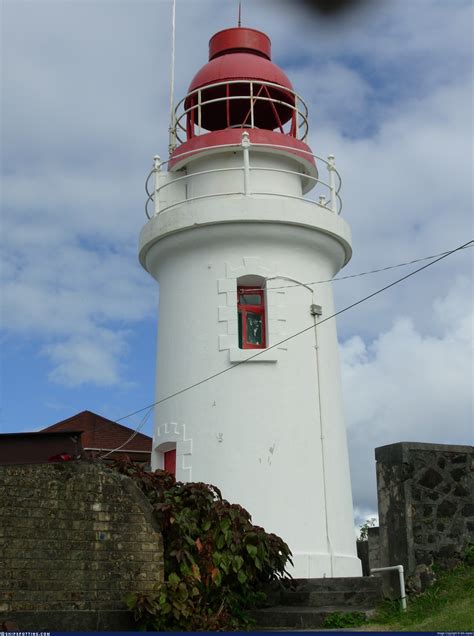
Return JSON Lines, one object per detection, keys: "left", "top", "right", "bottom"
{"left": 245, "top": 243, "right": 474, "bottom": 291}
{"left": 114, "top": 239, "right": 472, "bottom": 424}
{"left": 99, "top": 406, "right": 154, "bottom": 459}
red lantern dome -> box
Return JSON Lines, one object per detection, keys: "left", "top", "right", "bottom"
{"left": 169, "top": 26, "right": 314, "bottom": 173}
{"left": 183, "top": 27, "right": 297, "bottom": 134}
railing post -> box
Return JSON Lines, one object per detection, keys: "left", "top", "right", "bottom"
{"left": 241, "top": 132, "right": 251, "bottom": 195}
{"left": 197, "top": 89, "right": 202, "bottom": 135}
{"left": 153, "top": 155, "right": 161, "bottom": 216}
{"left": 250, "top": 81, "right": 255, "bottom": 129}
{"left": 327, "top": 154, "right": 337, "bottom": 213}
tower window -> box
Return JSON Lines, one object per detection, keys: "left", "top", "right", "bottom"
{"left": 237, "top": 286, "right": 266, "bottom": 349}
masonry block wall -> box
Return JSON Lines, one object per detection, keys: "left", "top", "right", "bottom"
{"left": 0, "top": 462, "right": 164, "bottom": 631}
{"left": 375, "top": 442, "right": 473, "bottom": 593}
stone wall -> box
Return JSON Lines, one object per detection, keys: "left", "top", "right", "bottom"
{"left": 375, "top": 442, "right": 473, "bottom": 594}
{"left": 0, "top": 462, "right": 164, "bottom": 631}
{"left": 367, "top": 526, "right": 381, "bottom": 571}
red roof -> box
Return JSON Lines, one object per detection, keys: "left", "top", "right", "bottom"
{"left": 188, "top": 52, "right": 293, "bottom": 94}
{"left": 41, "top": 410, "right": 152, "bottom": 453}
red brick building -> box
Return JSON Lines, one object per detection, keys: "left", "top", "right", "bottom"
{"left": 42, "top": 410, "right": 152, "bottom": 465}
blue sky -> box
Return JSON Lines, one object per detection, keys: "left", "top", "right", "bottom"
{"left": 1, "top": 0, "right": 472, "bottom": 525}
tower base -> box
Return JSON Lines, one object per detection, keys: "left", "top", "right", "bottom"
{"left": 290, "top": 552, "right": 362, "bottom": 579}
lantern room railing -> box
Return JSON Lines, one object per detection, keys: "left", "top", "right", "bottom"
{"left": 145, "top": 134, "right": 342, "bottom": 219}
{"left": 170, "top": 79, "right": 309, "bottom": 149}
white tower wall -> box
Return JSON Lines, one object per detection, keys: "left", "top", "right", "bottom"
{"left": 140, "top": 148, "right": 361, "bottom": 578}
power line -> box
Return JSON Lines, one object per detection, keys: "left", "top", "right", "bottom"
{"left": 114, "top": 239, "right": 472, "bottom": 425}
{"left": 245, "top": 244, "right": 474, "bottom": 291}
{"left": 100, "top": 406, "right": 154, "bottom": 459}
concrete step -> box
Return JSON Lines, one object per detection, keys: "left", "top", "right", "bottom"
{"left": 253, "top": 577, "right": 384, "bottom": 629}
{"left": 279, "top": 589, "right": 381, "bottom": 608}
{"left": 262, "top": 576, "right": 383, "bottom": 607}
{"left": 283, "top": 577, "right": 382, "bottom": 592}
{"left": 250, "top": 605, "right": 376, "bottom": 630}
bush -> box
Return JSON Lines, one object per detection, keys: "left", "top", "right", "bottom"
{"left": 114, "top": 460, "right": 292, "bottom": 630}
{"left": 464, "top": 544, "right": 474, "bottom": 566}
{"left": 358, "top": 517, "right": 377, "bottom": 541}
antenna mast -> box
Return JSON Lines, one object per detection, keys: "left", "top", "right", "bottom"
{"left": 238, "top": 2, "right": 242, "bottom": 27}
{"left": 168, "top": 0, "right": 177, "bottom": 154}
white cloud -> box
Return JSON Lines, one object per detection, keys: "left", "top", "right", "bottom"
{"left": 319, "top": 76, "right": 473, "bottom": 343}
{"left": 2, "top": 243, "right": 155, "bottom": 335}
{"left": 42, "top": 329, "right": 130, "bottom": 387}
{"left": 342, "top": 276, "right": 473, "bottom": 512}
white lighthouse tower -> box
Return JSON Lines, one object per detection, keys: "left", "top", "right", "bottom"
{"left": 139, "top": 26, "right": 361, "bottom": 578}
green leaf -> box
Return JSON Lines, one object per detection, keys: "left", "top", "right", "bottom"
{"left": 246, "top": 544, "right": 257, "bottom": 557}
{"left": 168, "top": 572, "right": 180, "bottom": 587}
{"left": 234, "top": 555, "right": 244, "bottom": 571}
{"left": 191, "top": 562, "right": 201, "bottom": 581}
{"left": 220, "top": 517, "right": 231, "bottom": 531}
{"left": 123, "top": 593, "right": 137, "bottom": 610}
{"left": 237, "top": 569, "right": 247, "bottom": 584}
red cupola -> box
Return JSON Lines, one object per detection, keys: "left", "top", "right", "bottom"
{"left": 169, "top": 25, "right": 313, "bottom": 172}
{"left": 172, "top": 27, "right": 309, "bottom": 146}
{"left": 184, "top": 27, "right": 296, "bottom": 133}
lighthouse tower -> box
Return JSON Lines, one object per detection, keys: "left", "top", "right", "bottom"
{"left": 139, "top": 26, "right": 361, "bottom": 578}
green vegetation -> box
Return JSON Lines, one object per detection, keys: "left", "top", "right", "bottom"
{"left": 358, "top": 517, "right": 377, "bottom": 541}
{"left": 114, "top": 460, "right": 292, "bottom": 631}
{"left": 371, "top": 562, "right": 474, "bottom": 632}
{"left": 323, "top": 611, "right": 368, "bottom": 628}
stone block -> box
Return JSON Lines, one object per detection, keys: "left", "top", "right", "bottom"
{"left": 437, "top": 499, "right": 457, "bottom": 517}
{"left": 418, "top": 468, "right": 444, "bottom": 489}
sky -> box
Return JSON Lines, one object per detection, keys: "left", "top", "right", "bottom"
{"left": 1, "top": 0, "right": 473, "bottom": 529}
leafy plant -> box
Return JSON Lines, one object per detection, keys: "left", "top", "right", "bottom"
{"left": 323, "top": 611, "right": 367, "bottom": 628}
{"left": 464, "top": 544, "right": 474, "bottom": 566}
{"left": 358, "top": 517, "right": 377, "bottom": 541}
{"left": 114, "top": 460, "right": 292, "bottom": 630}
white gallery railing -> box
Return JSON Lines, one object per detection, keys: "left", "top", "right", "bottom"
{"left": 170, "top": 78, "right": 309, "bottom": 149}
{"left": 145, "top": 133, "right": 342, "bottom": 219}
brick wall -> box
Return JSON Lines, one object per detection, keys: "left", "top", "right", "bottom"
{"left": 375, "top": 442, "right": 473, "bottom": 593}
{"left": 0, "top": 462, "right": 164, "bottom": 631}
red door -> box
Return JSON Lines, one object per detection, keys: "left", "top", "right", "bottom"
{"left": 164, "top": 449, "right": 176, "bottom": 476}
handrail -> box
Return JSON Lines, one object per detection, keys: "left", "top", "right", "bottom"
{"left": 157, "top": 166, "right": 244, "bottom": 192}
{"left": 145, "top": 135, "right": 343, "bottom": 219}
{"left": 175, "top": 78, "right": 309, "bottom": 118}
{"left": 177, "top": 94, "right": 306, "bottom": 139}
{"left": 171, "top": 78, "right": 310, "bottom": 147}
{"left": 164, "top": 141, "right": 342, "bottom": 192}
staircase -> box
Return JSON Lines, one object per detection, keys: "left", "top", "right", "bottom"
{"left": 251, "top": 577, "right": 383, "bottom": 630}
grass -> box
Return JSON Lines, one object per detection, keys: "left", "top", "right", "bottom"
{"left": 369, "top": 563, "right": 474, "bottom": 632}
{"left": 323, "top": 611, "right": 368, "bottom": 629}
